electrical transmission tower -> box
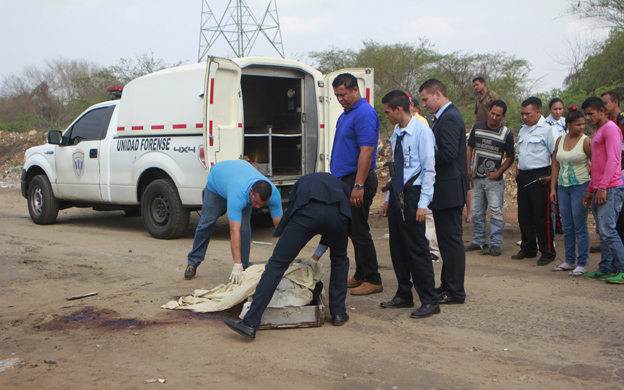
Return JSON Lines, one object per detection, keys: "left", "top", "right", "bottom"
{"left": 198, "top": 0, "right": 285, "bottom": 62}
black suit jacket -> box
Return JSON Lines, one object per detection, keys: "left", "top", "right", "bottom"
{"left": 429, "top": 103, "right": 469, "bottom": 211}
{"left": 273, "top": 172, "right": 352, "bottom": 237}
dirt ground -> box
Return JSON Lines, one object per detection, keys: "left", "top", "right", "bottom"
{"left": 2, "top": 130, "right": 624, "bottom": 389}
{"left": 2, "top": 179, "right": 624, "bottom": 390}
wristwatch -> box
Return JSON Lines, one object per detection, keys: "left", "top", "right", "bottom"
{"left": 354, "top": 183, "right": 363, "bottom": 190}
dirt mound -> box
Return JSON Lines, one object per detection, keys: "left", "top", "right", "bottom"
{"left": 0, "top": 130, "right": 48, "bottom": 188}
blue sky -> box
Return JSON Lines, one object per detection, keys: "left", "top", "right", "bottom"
{"left": 0, "top": 0, "right": 609, "bottom": 93}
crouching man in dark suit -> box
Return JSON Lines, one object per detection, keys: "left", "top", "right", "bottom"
{"left": 380, "top": 90, "right": 440, "bottom": 318}
{"left": 419, "top": 79, "right": 470, "bottom": 305}
{"left": 224, "top": 172, "right": 352, "bottom": 340}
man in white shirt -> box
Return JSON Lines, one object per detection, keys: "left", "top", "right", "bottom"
{"left": 512, "top": 97, "right": 558, "bottom": 266}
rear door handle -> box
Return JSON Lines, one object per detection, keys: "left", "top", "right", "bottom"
{"left": 89, "top": 149, "right": 98, "bottom": 158}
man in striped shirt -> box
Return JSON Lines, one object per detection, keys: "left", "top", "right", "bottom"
{"left": 465, "top": 100, "right": 514, "bottom": 257}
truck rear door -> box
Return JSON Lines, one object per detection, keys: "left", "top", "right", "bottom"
{"left": 54, "top": 105, "right": 115, "bottom": 201}
{"left": 322, "top": 69, "right": 375, "bottom": 173}
{"left": 204, "top": 57, "right": 243, "bottom": 169}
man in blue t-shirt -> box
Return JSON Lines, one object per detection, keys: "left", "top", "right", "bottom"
{"left": 329, "top": 73, "right": 383, "bottom": 296}
{"left": 185, "top": 160, "right": 283, "bottom": 282}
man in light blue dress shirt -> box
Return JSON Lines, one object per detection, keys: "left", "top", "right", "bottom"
{"left": 513, "top": 97, "right": 558, "bottom": 265}
{"left": 379, "top": 90, "right": 439, "bottom": 319}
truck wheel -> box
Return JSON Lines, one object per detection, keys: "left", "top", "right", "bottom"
{"left": 141, "top": 179, "right": 190, "bottom": 239}
{"left": 27, "top": 174, "right": 59, "bottom": 225}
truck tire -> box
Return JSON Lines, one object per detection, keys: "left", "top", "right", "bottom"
{"left": 27, "top": 174, "right": 59, "bottom": 225}
{"left": 141, "top": 179, "right": 190, "bottom": 239}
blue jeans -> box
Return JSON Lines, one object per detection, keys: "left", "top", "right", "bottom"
{"left": 471, "top": 177, "right": 505, "bottom": 247}
{"left": 187, "top": 189, "right": 252, "bottom": 267}
{"left": 592, "top": 186, "right": 624, "bottom": 273}
{"left": 558, "top": 183, "right": 589, "bottom": 267}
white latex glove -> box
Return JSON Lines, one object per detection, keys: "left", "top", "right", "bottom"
{"left": 304, "top": 256, "right": 319, "bottom": 273}
{"left": 229, "top": 264, "right": 244, "bottom": 284}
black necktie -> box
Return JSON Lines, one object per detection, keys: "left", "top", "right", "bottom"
{"left": 393, "top": 133, "right": 405, "bottom": 194}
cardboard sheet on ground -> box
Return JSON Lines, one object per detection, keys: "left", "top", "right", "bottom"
{"left": 162, "top": 260, "right": 324, "bottom": 313}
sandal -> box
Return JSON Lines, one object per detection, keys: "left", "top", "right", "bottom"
{"left": 551, "top": 263, "right": 574, "bottom": 272}
{"left": 569, "top": 266, "right": 587, "bottom": 276}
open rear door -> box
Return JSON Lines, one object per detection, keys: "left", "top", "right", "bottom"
{"left": 204, "top": 57, "right": 242, "bottom": 170}
{"left": 322, "top": 69, "right": 375, "bottom": 173}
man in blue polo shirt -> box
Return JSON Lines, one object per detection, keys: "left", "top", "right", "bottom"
{"left": 184, "top": 160, "right": 283, "bottom": 282}
{"left": 330, "top": 73, "right": 383, "bottom": 296}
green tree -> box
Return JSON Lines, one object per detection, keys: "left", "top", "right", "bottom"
{"left": 431, "top": 51, "right": 531, "bottom": 130}
{"left": 311, "top": 39, "right": 438, "bottom": 94}
{"left": 309, "top": 47, "right": 358, "bottom": 74}
{"left": 356, "top": 40, "right": 440, "bottom": 132}
{"left": 354, "top": 39, "right": 440, "bottom": 95}
{"left": 311, "top": 40, "right": 440, "bottom": 132}
{"left": 566, "top": 29, "right": 624, "bottom": 97}
{"left": 564, "top": 0, "right": 624, "bottom": 97}
{"left": 310, "top": 41, "right": 532, "bottom": 133}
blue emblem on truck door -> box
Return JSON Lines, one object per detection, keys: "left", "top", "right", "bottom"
{"left": 72, "top": 150, "right": 85, "bottom": 179}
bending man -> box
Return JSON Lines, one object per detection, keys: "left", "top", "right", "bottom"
{"left": 185, "top": 160, "right": 282, "bottom": 282}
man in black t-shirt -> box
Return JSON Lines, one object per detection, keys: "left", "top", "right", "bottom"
{"left": 465, "top": 100, "right": 515, "bottom": 256}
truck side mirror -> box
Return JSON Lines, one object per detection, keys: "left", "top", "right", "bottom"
{"left": 48, "top": 130, "right": 62, "bottom": 145}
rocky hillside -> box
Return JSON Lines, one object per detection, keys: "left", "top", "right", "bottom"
{"left": 0, "top": 130, "right": 48, "bottom": 188}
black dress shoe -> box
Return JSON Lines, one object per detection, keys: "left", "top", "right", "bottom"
{"left": 184, "top": 264, "right": 197, "bottom": 280}
{"left": 380, "top": 296, "right": 414, "bottom": 308}
{"left": 223, "top": 318, "right": 256, "bottom": 340}
{"left": 438, "top": 291, "right": 465, "bottom": 304}
{"left": 410, "top": 304, "right": 440, "bottom": 319}
{"left": 511, "top": 251, "right": 537, "bottom": 260}
{"left": 434, "top": 285, "right": 446, "bottom": 295}
{"left": 331, "top": 313, "right": 349, "bottom": 326}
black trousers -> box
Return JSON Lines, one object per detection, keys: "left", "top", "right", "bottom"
{"left": 341, "top": 170, "right": 382, "bottom": 285}
{"left": 516, "top": 167, "right": 556, "bottom": 259}
{"left": 388, "top": 186, "right": 437, "bottom": 305}
{"left": 243, "top": 201, "right": 350, "bottom": 328}
{"left": 433, "top": 206, "right": 466, "bottom": 300}
{"left": 616, "top": 208, "right": 624, "bottom": 246}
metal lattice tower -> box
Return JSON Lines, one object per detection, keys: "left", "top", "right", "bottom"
{"left": 198, "top": 0, "right": 285, "bottom": 61}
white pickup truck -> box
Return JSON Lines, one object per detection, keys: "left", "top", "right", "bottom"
{"left": 21, "top": 57, "right": 374, "bottom": 239}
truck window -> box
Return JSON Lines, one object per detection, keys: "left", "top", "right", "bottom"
{"left": 66, "top": 106, "right": 115, "bottom": 145}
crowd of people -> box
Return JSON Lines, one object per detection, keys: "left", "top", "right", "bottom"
{"left": 465, "top": 88, "right": 624, "bottom": 286}
{"left": 180, "top": 72, "right": 624, "bottom": 341}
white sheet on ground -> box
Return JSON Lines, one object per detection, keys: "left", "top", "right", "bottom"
{"left": 161, "top": 259, "right": 324, "bottom": 313}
